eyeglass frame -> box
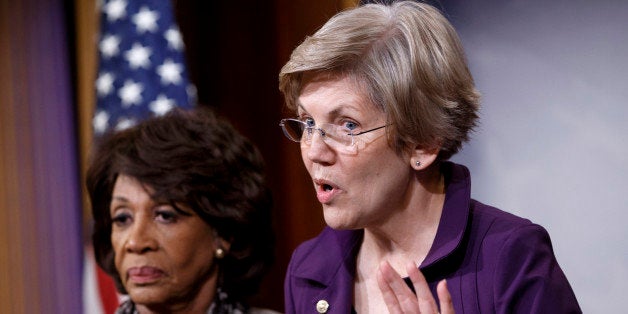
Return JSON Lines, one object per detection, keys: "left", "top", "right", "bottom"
{"left": 279, "top": 118, "right": 389, "bottom": 149}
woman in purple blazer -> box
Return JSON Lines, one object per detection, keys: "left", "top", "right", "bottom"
{"left": 278, "top": 1, "right": 581, "bottom": 313}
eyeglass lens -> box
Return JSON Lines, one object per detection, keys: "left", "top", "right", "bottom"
{"left": 281, "top": 119, "right": 353, "bottom": 146}
{"left": 281, "top": 119, "right": 306, "bottom": 142}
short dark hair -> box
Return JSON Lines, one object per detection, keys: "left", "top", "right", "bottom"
{"left": 86, "top": 107, "right": 274, "bottom": 300}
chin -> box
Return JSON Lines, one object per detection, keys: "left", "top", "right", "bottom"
{"left": 127, "top": 286, "right": 170, "bottom": 307}
{"left": 323, "top": 206, "right": 359, "bottom": 230}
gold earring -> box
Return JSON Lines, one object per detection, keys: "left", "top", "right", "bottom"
{"left": 215, "top": 247, "right": 225, "bottom": 259}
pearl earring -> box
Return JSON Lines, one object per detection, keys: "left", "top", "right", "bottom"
{"left": 215, "top": 247, "right": 225, "bottom": 259}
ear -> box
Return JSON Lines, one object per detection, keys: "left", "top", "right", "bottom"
{"left": 213, "top": 236, "right": 232, "bottom": 260}
{"left": 409, "top": 144, "right": 440, "bottom": 171}
{"left": 214, "top": 236, "right": 231, "bottom": 252}
{"left": 212, "top": 229, "right": 232, "bottom": 252}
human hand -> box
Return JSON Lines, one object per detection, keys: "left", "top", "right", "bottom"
{"left": 376, "top": 261, "right": 454, "bottom": 314}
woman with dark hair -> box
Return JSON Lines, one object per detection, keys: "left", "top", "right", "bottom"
{"left": 279, "top": 1, "right": 580, "bottom": 313}
{"left": 87, "top": 108, "right": 278, "bottom": 314}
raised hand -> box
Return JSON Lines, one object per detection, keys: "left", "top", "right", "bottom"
{"left": 376, "top": 261, "right": 454, "bottom": 314}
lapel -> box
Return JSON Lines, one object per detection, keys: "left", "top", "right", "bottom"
{"left": 291, "top": 228, "right": 362, "bottom": 313}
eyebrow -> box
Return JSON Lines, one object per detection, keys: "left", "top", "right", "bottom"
{"left": 297, "top": 103, "right": 359, "bottom": 120}
{"left": 111, "top": 196, "right": 129, "bottom": 203}
{"left": 296, "top": 104, "right": 306, "bottom": 114}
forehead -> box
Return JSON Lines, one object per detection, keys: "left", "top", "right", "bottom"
{"left": 297, "top": 73, "right": 380, "bottom": 118}
{"left": 112, "top": 174, "right": 151, "bottom": 194}
{"left": 111, "top": 174, "right": 153, "bottom": 203}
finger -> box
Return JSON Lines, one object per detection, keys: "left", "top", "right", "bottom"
{"left": 376, "top": 261, "right": 403, "bottom": 314}
{"left": 377, "top": 261, "right": 420, "bottom": 314}
{"left": 406, "top": 262, "right": 439, "bottom": 314}
{"left": 437, "top": 279, "right": 454, "bottom": 314}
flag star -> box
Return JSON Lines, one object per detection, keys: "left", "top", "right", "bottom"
{"left": 157, "top": 59, "right": 183, "bottom": 85}
{"left": 93, "top": 110, "right": 110, "bottom": 134}
{"left": 125, "top": 43, "right": 152, "bottom": 69}
{"left": 100, "top": 34, "right": 121, "bottom": 58}
{"left": 115, "top": 118, "right": 136, "bottom": 131}
{"left": 103, "top": 0, "right": 127, "bottom": 22}
{"left": 149, "top": 94, "right": 175, "bottom": 116}
{"left": 164, "top": 27, "right": 184, "bottom": 50}
{"left": 133, "top": 6, "right": 159, "bottom": 33}
{"left": 95, "top": 0, "right": 195, "bottom": 135}
{"left": 96, "top": 72, "right": 115, "bottom": 96}
{"left": 118, "top": 80, "right": 143, "bottom": 107}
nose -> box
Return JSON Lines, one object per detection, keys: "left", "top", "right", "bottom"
{"left": 124, "top": 217, "right": 158, "bottom": 254}
{"left": 305, "top": 130, "right": 335, "bottom": 165}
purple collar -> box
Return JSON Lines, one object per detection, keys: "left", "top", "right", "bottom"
{"left": 421, "top": 161, "right": 471, "bottom": 268}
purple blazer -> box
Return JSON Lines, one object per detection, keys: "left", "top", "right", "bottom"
{"left": 284, "top": 162, "right": 581, "bottom": 313}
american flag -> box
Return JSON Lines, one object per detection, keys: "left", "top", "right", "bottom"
{"left": 93, "top": 0, "right": 195, "bottom": 134}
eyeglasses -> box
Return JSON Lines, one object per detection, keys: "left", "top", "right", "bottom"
{"left": 279, "top": 118, "right": 388, "bottom": 153}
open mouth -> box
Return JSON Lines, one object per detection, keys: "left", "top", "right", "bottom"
{"left": 314, "top": 179, "right": 339, "bottom": 204}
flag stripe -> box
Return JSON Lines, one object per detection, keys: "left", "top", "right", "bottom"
{"left": 97, "top": 267, "right": 120, "bottom": 314}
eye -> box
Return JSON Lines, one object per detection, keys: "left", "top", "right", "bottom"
{"left": 304, "top": 117, "right": 315, "bottom": 127}
{"left": 155, "top": 206, "right": 179, "bottom": 223}
{"left": 342, "top": 120, "right": 358, "bottom": 131}
{"left": 112, "top": 212, "right": 132, "bottom": 227}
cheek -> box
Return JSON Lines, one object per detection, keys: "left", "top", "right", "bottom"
{"left": 177, "top": 244, "right": 213, "bottom": 268}
{"left": 300, "top": 148, "right": 313, "bottom": 172}
{"left": 359, "top": 151, "right": 408, "bottom": 187}
{"left": 110, "top": 230, "right": 125, "bottom": 273}
{"left": 167, "top": 228, "right": 215, "bottom": 265}
{"left": 110, "top": 229, "right": 122, "bottom": 250}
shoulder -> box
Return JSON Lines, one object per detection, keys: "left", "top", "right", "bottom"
{"left": 467, "top": 200, "right": 556, "bottom": 267}
{"left": 469, "top": 200, "right": 543, "bottom": 240}
{"left": 467, "top": 202, "right": 581, "bottom": 311}
{"left": 471, "top": 200, "right": 533, "bottom": 227}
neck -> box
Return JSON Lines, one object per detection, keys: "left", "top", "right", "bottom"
{"left": 135, "top": 271, "right": 218, "bottom": 314}
{"left": 136, "top": 295, "right": 213, "bottom": 314}
{"left": 358, "top": 165, "right": 445, "bottom": 276}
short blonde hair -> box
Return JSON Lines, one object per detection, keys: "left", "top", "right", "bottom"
{"left": 279, "top": 1, "right": 480, "bottom": 160}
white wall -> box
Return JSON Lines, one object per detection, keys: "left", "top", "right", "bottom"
{"left": 446, "top": 1, "right": 628, "bottom": 312}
